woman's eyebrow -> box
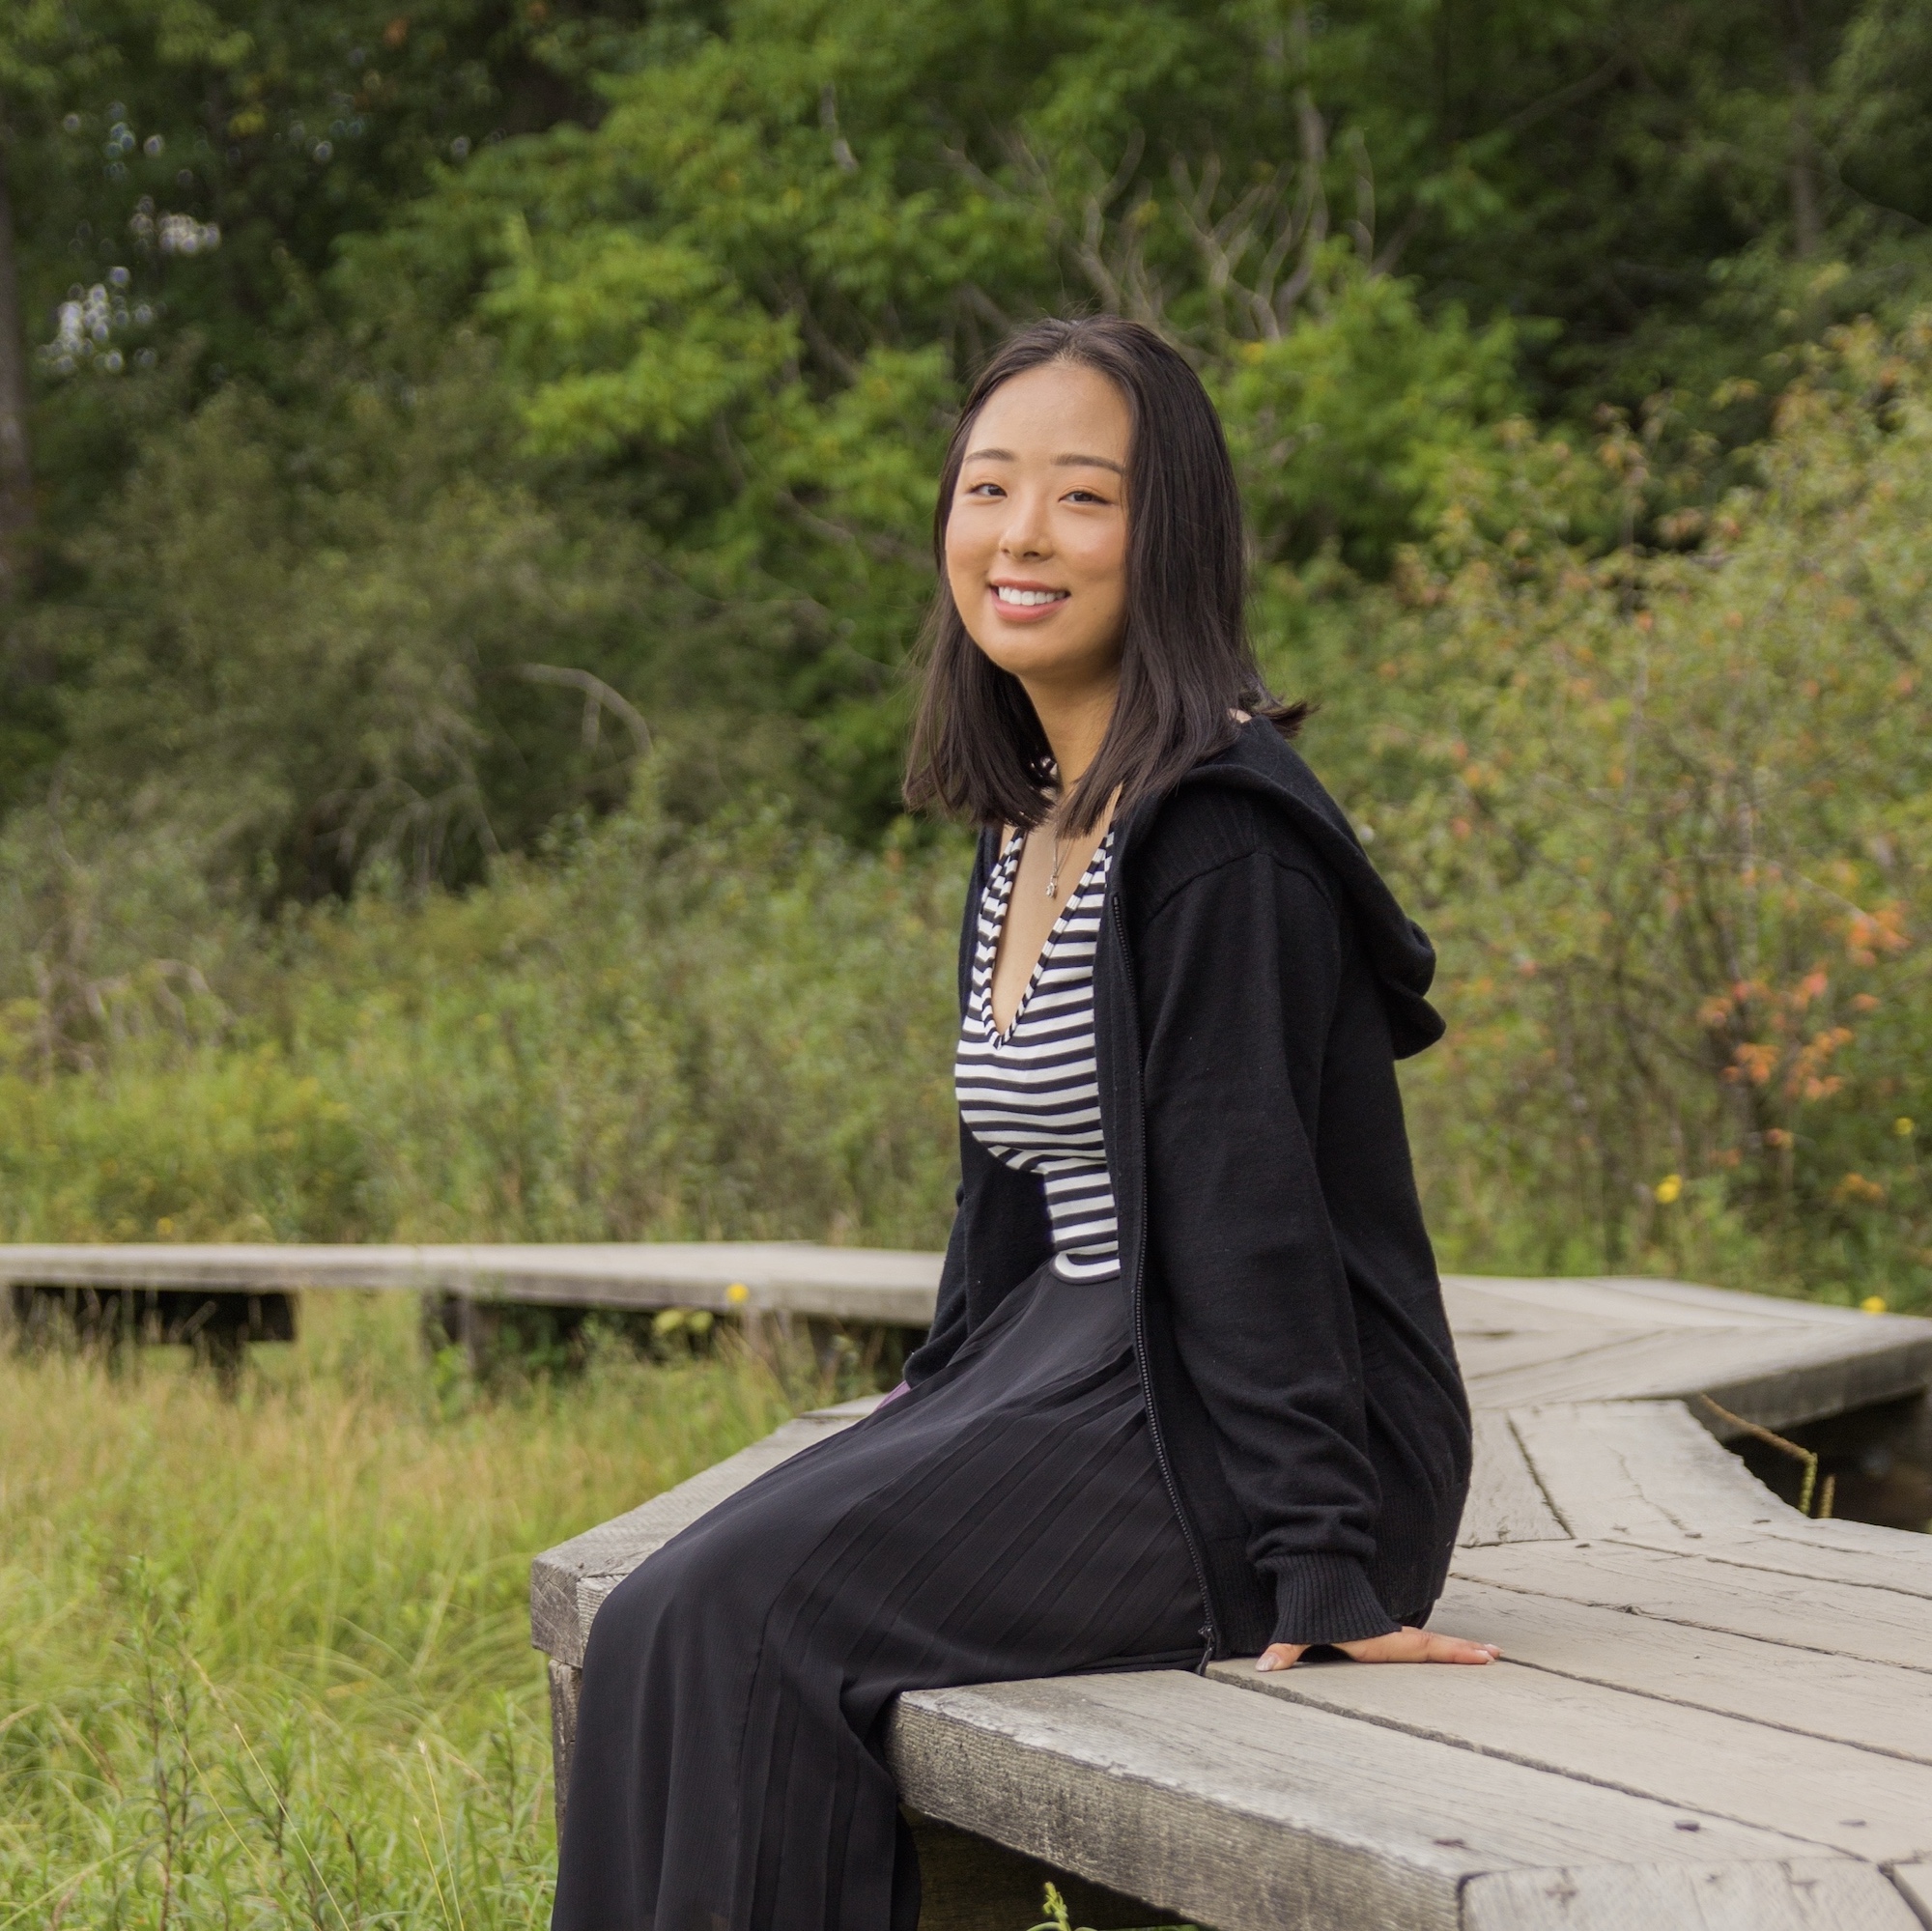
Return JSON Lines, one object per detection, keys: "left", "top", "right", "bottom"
{"left": 960, "top": 447, "right": 1124, "bottom": 474}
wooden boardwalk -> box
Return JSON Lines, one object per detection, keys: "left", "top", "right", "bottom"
{"left": 0, "top": 1240, "right": 944, "bottom": 1365}
{"left": 532, "top": 1273, "right": 1932, "bottom": 1930}
{"left": 0, "top": 1240, "right": 944, "bottom": 1323}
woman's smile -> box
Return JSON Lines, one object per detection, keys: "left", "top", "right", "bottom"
{"left": 987, "top": 578, "right": 1072, "bottom": 620}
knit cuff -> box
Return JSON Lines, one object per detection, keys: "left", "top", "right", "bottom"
{"left": 1267, "top": 1554, "right": 1400, "bottom": 1649}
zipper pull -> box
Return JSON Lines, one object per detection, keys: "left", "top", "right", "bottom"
{"left": 1195, "top": 1624, "right": 1214, "bottom": 1675}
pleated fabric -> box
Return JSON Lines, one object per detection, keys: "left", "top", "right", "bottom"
{"left": 552, "top": 1260, "right": 1203, "bottom": 1931}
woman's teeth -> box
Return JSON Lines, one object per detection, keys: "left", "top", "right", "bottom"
{"left": 994, "top": 586, "right": 1066, "bottom": 607}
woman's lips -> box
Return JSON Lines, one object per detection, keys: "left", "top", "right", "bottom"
{"left": 987, "top": 583, "right": 1069, "bottom": 624}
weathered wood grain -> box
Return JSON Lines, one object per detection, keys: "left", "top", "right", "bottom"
{"left": 1463, "top": 1323, "right": 1932, "bottom": 1425}
{"left": 1212, "top": 1652, "right": 1932, "bottom": 1861}
{"left": 886, "top": 1672, "right": 1830, "bottom": 1931}
{"left": 1888, "top": 1862, "right": 1932, "bottom": 1924}
{"left": 1457, "top": 1412, "right": 1570, "bottom": 1548}
{"left": 1450, "top": 1541, "right": 1932, "bottom": 1671}
{"left": 1511, "top": 1401, "right": 1932, "bottom": 1595}
{"left": 1515, "top": 1406, "right": 1932, "bottom": 1599}
{"left": 1509, "top": 1401, "right": 1794, "bottom": 1543}
{"left": 1459, "top": 1860, "right": 1921, "bottom": 1931}
{"left": 1452, "top": 1331, "right": 1639, "bottom": 1388}
{"left": 1559, "top": 1276, "right": 1894, "bottom": 1328}
{"left": 547, "top": 1660, "right": 581, "bottom": 1843}
{"left": 1433, "top": 1576, "right": 1932, "bottom": 1766}
{"left": 1443, "top": 1275, "right": 1795, "bottom": 1331}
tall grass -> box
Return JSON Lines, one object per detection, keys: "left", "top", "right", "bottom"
{"left": 0, "top": 799, "right": 968, "bottom": 1250}
{"left": 0, "top": 1294, "right": 799, "bottom": 1927}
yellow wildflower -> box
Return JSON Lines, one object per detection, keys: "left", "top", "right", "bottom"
{"left": 1653, "top": 1175, "right": 1683, "bottom": 1205}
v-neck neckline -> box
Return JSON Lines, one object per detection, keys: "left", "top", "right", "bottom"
{"left": 980, "top": 828, "right": 1114, "bottom": 1046}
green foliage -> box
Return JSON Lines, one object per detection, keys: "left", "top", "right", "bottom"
{"left": 1367, "top": 320, "right": 1932, "bottom": 1304}
{"left": 0, "top": 1292, "right": 799, "bottom": 1926}
{"left": 0, "top": 1048, "right": 364, "bottom": 1242}
{"left": 34, "top": 344, "right": 687, "bottom": 898}
{"left": 18, "top": 0, "right": 1932, "bottom": 867}
{"left": 0, "top": 787, "right": 966, "bottom": 1249}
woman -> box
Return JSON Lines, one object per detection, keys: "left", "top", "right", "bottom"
{"left": 553, "top": 317, "right": 1490, "bottom": 1931}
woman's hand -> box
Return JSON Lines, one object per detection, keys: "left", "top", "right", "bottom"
{"left": 1255, "top": 1627, "right": 1501, "bottom": 1672}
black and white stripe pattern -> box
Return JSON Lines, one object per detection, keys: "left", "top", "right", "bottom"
{"left": 955, "top": 828, "right": 1120, "bottom": 1282}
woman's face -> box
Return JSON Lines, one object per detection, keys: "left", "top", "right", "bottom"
{"left": 944, "top": 359, "right": 1132, "bottom": 698}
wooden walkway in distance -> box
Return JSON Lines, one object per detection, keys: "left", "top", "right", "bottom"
{"left": 0, "top": 1240, "right": 945, "bottom": 1325}
{"left": 532, "top": 1272, "right": 1932, "bottom": 1931}
{"left": 0, "top": 1240, "right": 945, "bottom": 1366}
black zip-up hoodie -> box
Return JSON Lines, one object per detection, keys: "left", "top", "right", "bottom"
{"left": 903, "top": 719, "right": 1472, "bottom": 1658}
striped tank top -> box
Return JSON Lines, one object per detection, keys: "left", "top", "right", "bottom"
{"left": 954, "top": 827, "right": 1120, "bottom": 1282}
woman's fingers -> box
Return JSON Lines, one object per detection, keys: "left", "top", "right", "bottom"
{"left": 1254, "top": 1628, "right": 1502, "bottom": 1673}
{"left": 1338, "top": 1627, "right": 1501, "bottom": 1664}
{"left": 1254, "top": 1642, "right": 1305, "bottom": 1672}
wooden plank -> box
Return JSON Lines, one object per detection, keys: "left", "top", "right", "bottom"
{"left": 1439, "top": 1279, "right": 1675, "bottom": 1334}
{"left": 1450, "top": 1270, "right": 1909, "bottom": 1335}
{"left": 1457, "top": 1412, "right": 1570, "bottom": 1548}
{"left": 1210, "top": 1655, "right": 1932, "bottom": 1862}
{"left": 1889, "top": 1863, "right": 1932, "bottom": 1926}
{"left": 1466, "top": 1329, "right": 1791, "bottom": 1406}
{"left": 885, "top": 1673, "right": 1832, "bottom": 1931}
{"left": 0, "top": 1240, "right": 945, "bottom": 1324}
{"left": 1637, "top": 1525, "right": 1932, "bottom": 1602}
{"left": 1453, "top": 1331, "right": 1640, "bottom": 1387}
{"left": 1513, "top": 1403, "right": 1932, "bottom": 1596}
{"left": 1464, "top": 1322, "right": 1932, "bottom": 1427}
{"left": 1450, "top": 1541, "right": 1932, "bottom": 1672}
{"left": 548, "top": 1659, "right": 581, "bottom": 1844}
{"left": 1434, "top": 1576, "right": 1932, "bottom": 1768}
{"left": 1445, "top": 1274, "right": 1785, "bottom": 1336}
{"left": 530, "top": 1400, "right": 877, "bottom": 1666}
{"left": 1573, "top": 1275, "right": 1903, "bottom": 1329}
{"left": 1509, "top": 1401, "right": 1792, "bottom": 1544}
{"left": 1460, "top": 1860, "right": 1919, "bottom": 1931}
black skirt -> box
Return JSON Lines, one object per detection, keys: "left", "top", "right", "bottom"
{"left": 553, "top": 1258, "right": 1205, "bottom": 1931}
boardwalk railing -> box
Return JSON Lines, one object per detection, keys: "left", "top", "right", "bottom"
{"left": 533, "top": 1273, "right": 1932, "bottom": 1931}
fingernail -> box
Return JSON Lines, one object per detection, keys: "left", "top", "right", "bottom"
{"left": 1255, "top": 1656, "right": 1277, "bottom": 1672}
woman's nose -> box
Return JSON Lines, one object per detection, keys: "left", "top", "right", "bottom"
{"left": 999, "top": 490, "right": 1053, "bottom": 558}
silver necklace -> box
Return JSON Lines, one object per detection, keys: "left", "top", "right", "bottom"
{"left": 1044, "top": 824, "right": 1068, "bottom": 898}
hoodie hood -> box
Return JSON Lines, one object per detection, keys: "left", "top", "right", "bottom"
{"left": 1125, "top": 718, "right": 1446, "bottom": 1059}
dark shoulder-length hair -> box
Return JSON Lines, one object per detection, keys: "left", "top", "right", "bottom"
{"left": 903, "top": 315, "right": 1303, "bottom": 837}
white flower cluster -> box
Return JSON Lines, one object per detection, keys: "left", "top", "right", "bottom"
{"left": 42, "top": 275, "right": 158, "bottom": 377}
{"left": 128, "top": 200, "right": 221, "bottom": 257}
{"left": 158, "top": 213, "right": 221, "bottom": 256}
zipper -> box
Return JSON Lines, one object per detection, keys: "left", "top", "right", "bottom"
{"left": 1110, "top": 890, "right": 1221, "bottom": 1675}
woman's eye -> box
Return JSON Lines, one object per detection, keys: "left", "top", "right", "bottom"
{"left": 1065, "top": 488, "right": 1107, "bottom": 504}
{"left": 964, "top": 481, "right": 1005, "bottom": 498}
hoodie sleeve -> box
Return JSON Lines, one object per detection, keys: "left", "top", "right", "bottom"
{"left": 1137, "top": 846, "right": 1400, "bottom": 1648}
